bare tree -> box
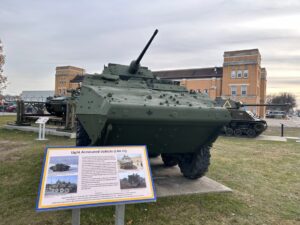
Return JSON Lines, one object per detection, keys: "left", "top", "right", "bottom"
{"left": 267, "top": 92, "right": 296, "bottom": 112}
{"left": 0, "top": 39, "right": 7, "bottom": 93}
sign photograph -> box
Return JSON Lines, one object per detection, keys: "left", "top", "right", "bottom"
{"left": 36, "top": 146, "right": 156, "bottom": 211}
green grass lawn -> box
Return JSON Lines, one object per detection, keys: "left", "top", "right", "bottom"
{"left": 0, "top": 115, "right": 15, "bottom": 126}
{"left": 0, "top": 115, "right": 299, "bottom": 225}
{"left": 264, "top": 126, "right": 300, "bottom": 137}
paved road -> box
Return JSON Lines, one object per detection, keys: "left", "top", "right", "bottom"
{"left": 0, "top": 112, "right": 16, "bottom": 116}
{"left": 265, "top": 116, "right": 300, "bottom": 127}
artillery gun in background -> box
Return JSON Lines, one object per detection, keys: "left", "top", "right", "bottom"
{"left": 75, "top": 29, "right": 231, "bottom": 179}
{"left": 215, "top": 97, "right": 288, "bottom": 138}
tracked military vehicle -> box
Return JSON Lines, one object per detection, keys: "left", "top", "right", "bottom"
{"left": 119, "top": 155, "right": 134, "bottom": 169}
{"left": 224, "top": 108, "right": 267, "bottom": 138}
{"left": 50, "top": 163, "right": 70, "bottom": 172}
{"left": 46, "top": 180, "right": 77, "bottom": 194}
{"left": 75, "top": 29, "right": 231, "bottom": 179}
{"left": 45, "top": 96, "right": 68, "bottom": 117}
{"left": 215, "top": 97, "right": 283, "bottom": 137}
{"left": 46, "top": 90, "right": 80, "bottom": 117}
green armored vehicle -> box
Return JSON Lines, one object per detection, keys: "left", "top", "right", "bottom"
{"left": 76, "top": 30, "right": 231, "bottom": 179}
{"left": 216, "top": 98, "right": 288, "bottom": 138}
{"left": 45, "top": 96, "right": 68, "bottom": 117}
{"left": 120, "top": 173, "right": 146, "bottom": 189}
{"left": 128, "top": 173, "right": 146, "bottom": 188}
{"left": 224, "top": 108, "right": 267, "bottom": 138}
{"left": 119, "top": 155, "right": 134, "bottom": 169}
{"left": 215, "top": 98, "right": 267, "bottom": 137}
{"left": 45, "top": 90, "right": 79, "bottom": 117}
{"left": 50, "top": 163, "right": 70, "bottom": 172}
{"left": 46, "top": 180, "right": 77, "bottom": 193}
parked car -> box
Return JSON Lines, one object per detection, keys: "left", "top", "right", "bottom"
{"left": 6, "top": 104, "right": 17, "bottom": 112}
{"left": 266, "top": 111, "right": 286, "bottom": 119}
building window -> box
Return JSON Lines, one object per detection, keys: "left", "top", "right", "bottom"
{"left": 231, "top": 86, "right": 237, "bottom": 96}
{"left": 231, "top": 71, "right": 236, "bottom": 79}
{"left": 241, "top": 85, "right": 247, "bottom": 96}
{"left": 237, "top": 70, "right": 242, "bottom": 78}
{"left": 243, "top": 70, "right": 248, "bottom": 78}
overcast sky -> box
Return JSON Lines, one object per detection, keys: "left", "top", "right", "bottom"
{"left": 1, "top": 0, "right": 300, "bottom": 106}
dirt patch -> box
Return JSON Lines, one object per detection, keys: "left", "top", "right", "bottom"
{"left": 0, "top": 140, "right": 29, "bottom": 161}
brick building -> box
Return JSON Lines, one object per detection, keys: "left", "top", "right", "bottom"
{"left": 155, "top": 49, "right": 267, "bottom": 117}
{"left": 55, "top": 66, "right": 85, "bottom": 96}
{"left": 54, "top": 49, "right": 267, "bottom": 116}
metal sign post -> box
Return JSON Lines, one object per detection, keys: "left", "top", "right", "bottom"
{"left": 71, "top": 204, "right": 126, "bottom": 225}
{"left": 35, "top": 117, "right": 49, "bottom": 141}
{"left": 115, "top": 204, "right": 125, "bottom": 225}
{"left": 72, "top": 209, "right": 81, "bottom": 225}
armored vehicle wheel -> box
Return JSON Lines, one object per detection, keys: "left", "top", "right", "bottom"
{"left": 225, "top": 127, "right": 234, "bottom": 136}
{"left": 76, "top": 120, "right": 91, "bottom": 146}
{"left": 234, "top": 128, "right": 242, "bottom": 137}
{"left": 177, "top": 145, "right": 211, "bottom": 179}
{"left": 246, "top": 128, "right": 256, "bottom": 137}
{"left": 60, "top": 188, "right": 64, "bottom": 193}
{"left": 54, "top": 188, "right": 59, "bottom": 192}
{"left": 64, "top": 188, "right": 70, "bottom": 193}
{"left": 161, "top": 154, "right": 178, "bottom": 167}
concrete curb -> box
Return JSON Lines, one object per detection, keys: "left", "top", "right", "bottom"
{"left": 4, "top": 124, "right": 76, "bottom": 138}
{"left": 255, "top": 135, "right": 287, "bottom": 142}
{"left": 151, "top": 157, "right": 232, "bottom": 197}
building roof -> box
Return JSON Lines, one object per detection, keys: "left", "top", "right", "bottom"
{"left": 153, "top": 67, "right": 223, "bottom": 80}
{"left": 224, "top": 49, "right": 260, "bottom": 57}
{"left": 56, "top": 66, "right": 85, "bottom": 71}
{"left": 20, "top": 90, "right": 54, "bottom": 102}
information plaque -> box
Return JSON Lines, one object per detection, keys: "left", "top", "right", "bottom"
{"left": 36, "top": 146, "right": 156, "bottom": 211}
{"left": 35, "top": 117, "right": 49, "bottom": 124}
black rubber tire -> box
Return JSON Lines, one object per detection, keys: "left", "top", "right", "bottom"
{"left": 225, "top": 127, "right": 234, "bottom": 136}
{"left": 76, "top": 120, "right": 91, "bottom": 146}
{"left": 161, "top": 154, "right": 178, "bottom": 167}
{"left": 148, "top": 153, "right": 160, "bottom": 158}
{"left": 177, "top": 145, "right": 211, "bottom": 179}
{"left": 234, "top": 128, "right": 242, "bottom": 137}
{"left": 246, "top": 128, "right": 256, "bottom": 138}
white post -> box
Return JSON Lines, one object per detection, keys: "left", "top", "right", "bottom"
{"left": 38, "top": 123, "right": 42, "bottom": 140}
{"left": 42, "top": 123, "right": 46, "bottom": 140}
{"left": 115, "top": 204, "right": 125, "bottom": 225}
{"left": 72, "top": 208, "right": 80, "bottom": 225}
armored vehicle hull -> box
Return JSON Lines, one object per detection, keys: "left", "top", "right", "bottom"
{"left": 50, "top": 163, "right": 70, "bottom": 172}
{"left": 119, "top": 155, "right": 134, "bottom": 169}
{"left": 215, "top": 97, "right": 270, "bottom": 138}
{"left": 224, "top": 110, "right": 267, "bottom": 137}
{"left": 46, "top": 181, "right": 77, "bottom": 193}
{"left": 45, "top": 96, "right": 68, "bottom": 117}
{"left": 76, "top": 30, "right": 231, "bottom": 179}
